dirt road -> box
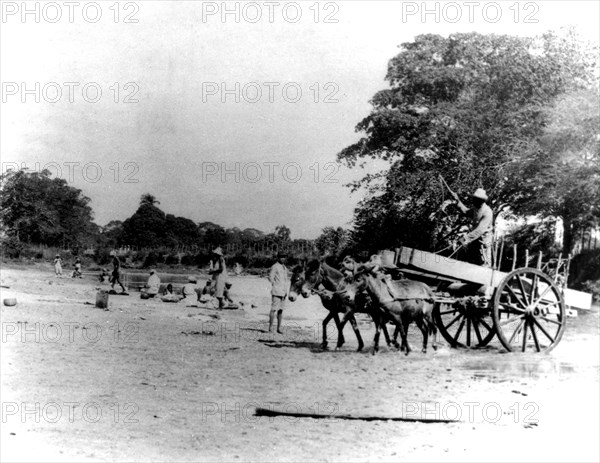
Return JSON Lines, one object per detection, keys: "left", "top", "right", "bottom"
{"left": 1, "top": 265, "right": 598, "bottom": 462}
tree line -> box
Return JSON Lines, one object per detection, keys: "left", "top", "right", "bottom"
{"left": 1, "top": 29, "right": 598, "bottom": 271}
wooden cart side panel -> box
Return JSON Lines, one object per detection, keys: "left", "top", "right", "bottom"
{"left": 396, "top": 247, "right": 592, "bottom": 310}
{"left": 397, "top": 247, "right": 506, "bottom": 287}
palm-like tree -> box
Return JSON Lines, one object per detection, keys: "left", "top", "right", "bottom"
{"left": 140, "top": 193, "right": 160, "bottom": 207}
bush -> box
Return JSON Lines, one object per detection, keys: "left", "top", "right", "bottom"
{"left": 94, "top": 247, "right": 113, "bottom": 265}
{"left": 165, "top": 255, "right": 179, "bottom": 266}
{"left": 143, "top": 252, "right": 158, "bottom": 268}
{"left": 0, "top": 237, "right": 24, "bottom": 259}
{"left": 180, "top": 254, "right": 195, "bottom": 266}
{"left": 581, "top": 280, "right": 600, "bottom": 303}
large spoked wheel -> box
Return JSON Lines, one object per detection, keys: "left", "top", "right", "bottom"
{"left": 492, "top": 268, "right": 566, "bottom": 353}
{"left": 434, "top": 300, "right": 496, "bottom": 348}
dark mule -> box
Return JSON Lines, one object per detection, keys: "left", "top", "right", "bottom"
{"left": 342, "top": 270, "right": 438, "bottom": 355}
{"left": 289, "top": 260, "right": 393, "bottom": 352}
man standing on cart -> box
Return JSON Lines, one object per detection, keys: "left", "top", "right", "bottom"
{"left": 449, "top": 187, "right": 494, "bottom": 267}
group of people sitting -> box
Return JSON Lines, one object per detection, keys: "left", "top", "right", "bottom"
{"left": 140, "top": 269, "right": 235, "bottom": 307}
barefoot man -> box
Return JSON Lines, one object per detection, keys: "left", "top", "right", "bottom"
{"left": 268, "top": 252, "right": 289, "bottom": 334}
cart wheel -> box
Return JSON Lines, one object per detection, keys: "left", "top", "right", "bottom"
{"left": 434, "top": 300, "right": 495, "bottom": 348}
{"left": 492, "top": 268, "right": 566, "bottom": 353}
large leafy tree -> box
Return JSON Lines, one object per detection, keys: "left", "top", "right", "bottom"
{"left": 121, "top": 198, "right": 167, "bottom": 247}
{"left": 507, "top": 89, "right": 600, "bottom": 252}
{"left": 315, "top": 226, "right": 349, "bottom": 256}
{"left": 339, "top": 30, "right": 598, "bottom": 254}
{"left": 0, "top": 169, "right": 95, "bottom": 247}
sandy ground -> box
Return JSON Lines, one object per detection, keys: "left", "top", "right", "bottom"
{"left": 1, "top": 264, "right": 599, "bottom": 462}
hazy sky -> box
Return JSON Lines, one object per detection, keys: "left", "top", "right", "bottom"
{"left": 2, "top": 1, "right": 598, "bottom": 238}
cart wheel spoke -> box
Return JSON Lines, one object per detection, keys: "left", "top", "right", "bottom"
{"left": 539, "top": 316, "right": 562, "bottom": 326}
{"left": 498, "top": 302, "right": 525, "bottom": 314}
{"left": 507, "top": 318, "right": 525, "bottom": 345}
{"left": 472, "top": 318, "right": 483, "bottom": 344}
{"left": 530, "top": 320, "right": 541, "bottom": 352}
{"left": 531, "top": 284, "right": 553, "bottom": 308}
{"left": 438, "top": 309, "right": 459, "bottom": 316}
{"left": 532, "top": 318, "right": 556, "bottom": 343}
{"left": 453, "top": 318, "right": 466, "bottom": 343}
{"left": 516, "top": 275, "right": 531, "bottom": 306}
{"left": 529, "top": 273, "right": 539, "bottom": 305}
{"left": 521, "top": 319, "right": 528, "bottom": 352}
{"left": 444, "top": 313, "right": 463, "bottom": 330}
{"left": 466, "top": 318, "right": 471, "bottom": 346}
{"left": 506, "top": 284, "right": 529, "bottom": 311}
{"left": 498, "top": 315, "right": 523, "bottom": 327}
{"left": 478, "top": 318, "right": 492, "bottom": 332}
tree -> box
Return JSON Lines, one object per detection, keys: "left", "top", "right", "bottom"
{"left": 0, "top": 169, "right": 95, "bottom": 247}
{"left": 198, "top": 221, "right": 226, "bottom": 247}
{"left": 338, "top": 30, "right": 598, "bottom": 254}
{"left": 166, "top": 215, "right": 200, "bottom": 246}
{"left": 274, "top": 225, "right": 291, "bottom": 243}
{"left": 507, "top": 89, "right": 600, "bottom": 252}
{"left": 140, "top": 193, "right": 160, "bottom": 207}
{"left": 315, "top": 226, "right": 349, "bottom": 256}
{"left": 121, "top": 201, "right": 167, "bottom": 248}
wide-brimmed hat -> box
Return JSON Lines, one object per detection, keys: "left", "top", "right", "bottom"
{"left": 471, "top": 188, "right": 488, "bottom": 201}
{"left": 212, "top": 247, "right": 223, "bottom": 256}
{"left": 149, "top": 269, "right": 156, "bottom": 274}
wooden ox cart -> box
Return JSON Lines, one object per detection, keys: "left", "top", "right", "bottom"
{"left": 386, "top": 247, "right": 593, "bottom": 353}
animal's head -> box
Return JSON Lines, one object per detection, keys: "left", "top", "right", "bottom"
{"left": 338, "top": 279, "right": 360, "bottom": 306}
{"left": 300, "top": 259, "right": 322, "bottom": 294}
{"left": 288, "top": 262, "right": 312, "bottom": 302}
{"left": 340, "top": 255, "right": 356, "bottom": 274}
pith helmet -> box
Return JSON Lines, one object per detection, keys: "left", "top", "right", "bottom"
{"left": 472, "top": 188, "right": 488, "bottom": 201}
{"left": 212, "top": 247, "right": 223, "bottom": 256}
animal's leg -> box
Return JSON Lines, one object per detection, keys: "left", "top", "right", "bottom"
{"left": 347, "top": 315, "right": 364, "bottom": 352}
{"left": 372, "top": 311, "right": 393, "bottom": 348}
{"left": 417, "top": 318, "right": 428, "bottom": 353}
{"left": 321, "top": 312, "right": 334, "bottom": 350}
{"left": 371, "top": 314, "right": 385, "bottom": 355}
{"left": 398, "top": 314, "right": 411, "bottom": 356}
{"left": 332, "top": 312, "right": 345, "bottom": 350}
{"left": 427, "top": 308, "right": 438, "bottom": 351}
{"left": 431, "top": 320, "right": 438, "bottom": 350}
{"left": 390, "top": 324, "right": 401, "bottom": 349}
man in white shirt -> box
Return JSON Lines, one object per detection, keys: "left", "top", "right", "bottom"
{"left": 268, "top": 252, "right": 289, "bottom": 334}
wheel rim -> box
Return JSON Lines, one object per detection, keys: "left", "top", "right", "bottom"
{"left": 492, "top": 268, "right": 566, "bottom": 353}
{"left": 435, "top": 300, "right": 495, "bottom": 348}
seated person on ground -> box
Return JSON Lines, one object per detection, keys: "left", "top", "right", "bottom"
{"left": 182, "top": 276, "right": 199, "bottom": 300}
{"left": 142, "top": 270, "right": 161, "bottom": 297}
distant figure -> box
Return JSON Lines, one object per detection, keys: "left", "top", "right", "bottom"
{"left": 223, "top": 282, "right": 234, "bottom": 305}
{"left": 143, "top": 270, "right": 160, "bottom": 297}
{"left": 110, "top": 252, "right": 126, "bottom": 293}
{"left": 72, "top": 257, "right": 83, "bottom": 278}
{"left": 163, "top": 283, "right": 174, "bottom": 295}
{"left": 201, "top": 280, "right": 213, "bottom": 296}
{"left": 98, "top": 268, "right": 110, "bottom": 284}
{"left": 182, "top": 276, "right": 199, "bottom": 300}
{"left": 268, "top": 252, "right": 289, "bottom": 334}
{"left": 209, "top": 247, "right": 227, "bottom": 310}
{"left": 99, "top": 268, "right": 110, "bottom": 284}
{"left": 53, "top": 254, "right": 63, "bottom": 277}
